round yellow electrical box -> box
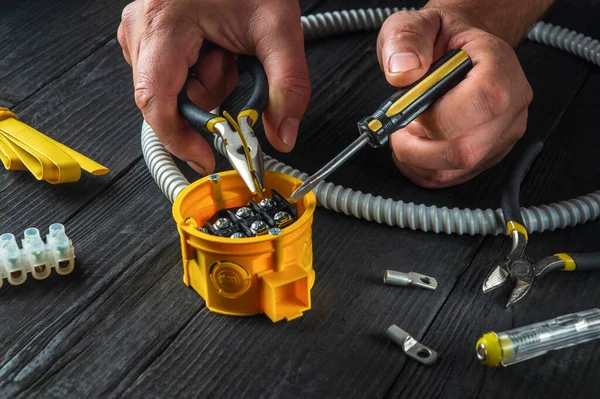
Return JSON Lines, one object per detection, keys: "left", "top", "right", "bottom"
{"left": 172, "top": 170, "right": 317, "bottom": 322}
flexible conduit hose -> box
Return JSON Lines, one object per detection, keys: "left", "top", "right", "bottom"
{"left": 141, "top": 7, "right": 600, "bottom": 236}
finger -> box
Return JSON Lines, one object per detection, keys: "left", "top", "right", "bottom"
{"left": 377, "top": 10, "right": 441, "bottom": 87}
{"left": 416, "top": 36, "right": 532, "bottom": 140}
{"left": 134, "top": 6, "right": 215, "bottom": 174}
{"left": 118, "top": 1, "right": 145, "bottom": 75}
{"left": 391, "top": 108, "right": 527, "bottom": 170}
{"left": 394, "top": 143, "right": 515, "bottom": 188}
{"left": 393, "top": 111, "right": 526, "bottom": 187}
{"left": 253, "top": 5, "right": 311, "bottom": 152}
{"left": 117, "top": 22, "right": 131, "bottom": 65}
{"left": 186, "top": 47, "right": 238, "bottom": 111}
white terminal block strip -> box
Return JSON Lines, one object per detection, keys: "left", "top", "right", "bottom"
{"left": 0, "top": 223, "right": 75, "bottom": 287}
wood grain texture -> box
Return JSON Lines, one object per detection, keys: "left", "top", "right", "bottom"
{"left": 0, "top": 39, "right": 143, "bottom": 234}
{"left": 0, "top": 0, "right": 131, "bottom": 108}
{"left": 1, "top": 0, "right": 600, "bottom": 398}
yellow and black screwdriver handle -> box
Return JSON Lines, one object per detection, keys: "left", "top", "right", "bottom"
{"left": 358, "top": 49, "right": 473, "bottom": 147}
{"left": 178, "top": 54, "right": 268, "bottom": 134}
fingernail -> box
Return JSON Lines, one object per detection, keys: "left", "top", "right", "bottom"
{"left": 187, "top": 161, "right": 207, "bottom": 176}
{"left": 278, "top": 117, "right": 300, "bottom": 151}
{"left": 389, "top": 52, "right": 421, "bottom": 73}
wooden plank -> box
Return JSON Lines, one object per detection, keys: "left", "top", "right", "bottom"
{"left": 9, "top": 13, "right": 584, "bottom": 399}
{"left": 0, "top": 0, "right": 130, "bottom": 108}
{"left": 117, "top": 40, "right": 594, "bottom": 398}
{"left": 0, "top": 39, "right": 143, "bottom": 234}
{"left": 5, "top": 161, "right": 485, "bottom": 398}
{"left": 0, "top": 163, "right": 195, "bottom": 397}
{"left": 387, "top": 7, "right": 600, "bottom": 398}
{"left": 0, "top": 40, "right": 171, "bottom": 351}
{"left": 1, "top": 0, "right": 599, "bottom": 398}
{"left": 384, "top": 0, "right": 600, "bottom": 394}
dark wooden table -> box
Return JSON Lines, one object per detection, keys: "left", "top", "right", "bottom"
{"left": 2, "top": 1, "right": 600, "bottom": 397}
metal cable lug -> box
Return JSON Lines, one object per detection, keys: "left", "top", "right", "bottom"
{"left": 383, "top": 270, "right": 437, "bottom": 290}
{"left": 386, "top": 325, "right": 438, "bottom": 366}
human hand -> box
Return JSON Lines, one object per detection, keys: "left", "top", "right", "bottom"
{"left": 377, "top": 7, "right": 533, "bottom": 187}
{"left": 118, "top": 0, "right": 311, "bottom": 175}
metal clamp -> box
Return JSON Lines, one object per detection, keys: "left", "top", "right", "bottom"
{"left": 386, "top": 325, "right": 438, "bottom": 366}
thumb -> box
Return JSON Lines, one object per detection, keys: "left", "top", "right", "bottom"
{"left": 377, "top": 10, "right": 441, "bottom": 87}
{"left": 253, "top": 11, "right": 311, "bottom": 152}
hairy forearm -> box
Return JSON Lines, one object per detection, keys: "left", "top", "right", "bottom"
{"left": 424, "top": 0, "right": 556, "bottom": 45}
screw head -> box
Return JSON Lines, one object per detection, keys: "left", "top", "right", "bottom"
{"left": 214, "top": 218, "right": 231, "bottom": 230}
{"left": 268, "top": 228, "right": 281, "bottom": 235}
{"left": 274, "top": 211, "right": 291, "bottom": 225}
{"left": 250, "top": 220, "right": 267, "bottom": 233}
{"left": 209, "top": 174, "right": 220, "bottom": 181}
{"left": 235, "top": 207, "right": 252, "bottom": 219}
{"left": 259, "top": 198, "right": 274, "bottom": 209}
{"left": 197, "top": 227, "right": 208, "bottom": 234}
{"left": 230, "top": 232, "right": 246, "bottom": 239}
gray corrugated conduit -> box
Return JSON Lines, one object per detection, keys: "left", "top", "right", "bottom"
{"left": 141, "top": 7, "right": 600, "bottom": 236}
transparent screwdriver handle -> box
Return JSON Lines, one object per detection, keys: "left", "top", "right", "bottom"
{"left": 477, "top": 308, "right": 600, "bottom": 366}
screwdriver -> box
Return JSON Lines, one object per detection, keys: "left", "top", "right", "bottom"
{"left": 291, "top": 49, "right": 473, "bottom": 202}
{"left": 476, "top": 308, "right": 600, "bottom": 367}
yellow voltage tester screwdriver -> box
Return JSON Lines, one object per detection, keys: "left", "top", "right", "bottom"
{"left": 291, "top": 49, "right": 473, "bottom": 202}
{"left": 476, "top": 308, "right": 600, "bottom": 367}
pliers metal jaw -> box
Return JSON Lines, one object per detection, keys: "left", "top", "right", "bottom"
{"left": 177, "top": 52, "right": 269, "bottom": 196}
{"left": 211, "top": 115, "right": 265, "bottom": 195}
{"left": 482, "top": 233, "right": 534, "bottom": 307}
{"left": 482, "top": 140, "right": 600, "bottom": 307}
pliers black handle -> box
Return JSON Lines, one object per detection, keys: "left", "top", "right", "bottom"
{"left": 500, "top": 139, "right": 544, "bottom": 241}
{"left": 176, "top": 48, "right": 269, "bottom": 195}
{"left": 537, "top": 252, "right": 600, "bottom": 276}
{"left": 484, "top": 139, "right": 600, "bottom": 306}
{"left": 178, "top": 54, "right": 269, "bottom": 134}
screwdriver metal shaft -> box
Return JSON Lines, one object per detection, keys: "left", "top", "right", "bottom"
{"left": 291, "top": 133, "right": 370, "bottom": 202}
{"left": 290, "top": 49, "right": 472, "bottom": 202}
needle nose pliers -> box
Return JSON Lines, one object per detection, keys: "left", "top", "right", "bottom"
{"left": 178, "top": 52, "right": 268, "bottom": 196}
{"left": 482, "top": 140, "right": 600, "bottom": 307}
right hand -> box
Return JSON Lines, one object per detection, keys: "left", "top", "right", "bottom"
{"left": 117, "top": 0, "right": 311, "bottom": 175}
{"left": 377, "top": 8, "right": 533, "bottom": 188}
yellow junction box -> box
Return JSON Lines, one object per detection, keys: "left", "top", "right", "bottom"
{"left": 172, "top": 171, "right": 317, "bottom": 322}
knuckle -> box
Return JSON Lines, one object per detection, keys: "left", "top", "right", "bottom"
{"left": 390, "top": 132, "right": 415, "bottom": 164}
{"left": 522, "top": 82, "right": 534, "bottom": 107}
{"left": 386, "top": 10, "right": 435, "bottom": 36}
{"left": 446, "top": 139, "right": 479, "bottom": 169}
{"left": 134, "top": 72, "right": 156, "bottom": 112}
{"left": 420, "top": 175, "right": 447, "bottom": 188}
{"left": 121, "top": 2, "right": 137, "bottom": 25}
{"left": 142, "top": 0, "right": 172, "bottom": 37}
{"left": 480, "top": 78, "right": 511, "bottom": 119}
{"left": 412, "top": 169, "right": 451, "bottom": 188}
{"left": 512, "top": 123, "right": 527, "bottom": 142}
{"left": 277, "top": 72, "right": 311, "bottom": 101}
{"left": 117, "top": 24, "right": 128, "bottom": 50}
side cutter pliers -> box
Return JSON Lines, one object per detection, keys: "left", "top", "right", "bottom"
{"left": 178, "top": 53, "right": 268, "bottom": 196}
{"left": 482, "top": 140, "right": 600, "bottom": 307}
